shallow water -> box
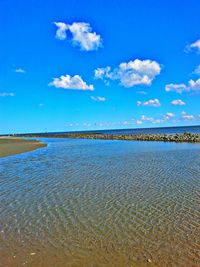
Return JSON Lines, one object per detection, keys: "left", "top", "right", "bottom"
{"left": 0, "top": 138, "right": 200, "bottom": 267}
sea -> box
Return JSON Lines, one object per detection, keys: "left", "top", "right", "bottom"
{"left": 0, "top": 125, "right": 200, "bottom": 266}
{"left": 31, "top": 125, "right": 200, "bottom": 136}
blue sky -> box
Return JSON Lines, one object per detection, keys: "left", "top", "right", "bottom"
{"left": 0, "top": 0, "right": 200, "bottom": 134}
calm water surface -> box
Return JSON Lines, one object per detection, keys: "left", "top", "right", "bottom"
{"left": 29, "top": 125, "right": 200, "bottom": 136}
{"left": 0, "top": 138, "right": 200, "bottom": 267}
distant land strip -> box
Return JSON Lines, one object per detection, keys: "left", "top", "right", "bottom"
{"left": 15, "top": 132, "right": 200, "bottom": 143}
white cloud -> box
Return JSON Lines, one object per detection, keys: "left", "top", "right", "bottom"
{"left": 140, "top": 115, "right": 163, "bottom": 124}
{"left": 171, "top": 99, "right": 186, "bottom": 106}
{"left": 54, "top": 22, "right": 68, "bottom": 40}
{"left": 181, "top": 111, "right": 194, "bottom": 120}
{"left": 134, "top": 111, "right": 199, "bottom": 125}
{"left": 15, "top": 68, "right": 26, "bottom": 73}
{"left": 94, "top": 66, "right": 112, "bottom": 86}
{"left": 54, "top": 22, "right": 102, "bottom": 51}
{"left": 165, "top": 83, "right": 188, "bottom": 93}
{"left": 94, "top": 59, "right": 161, "bottom": 88}
{"left": 94, "top": 66, "right": 112, "bottom": 79}
{"left": 39, "top": 103, "right": 44, "bottom": 107}
{"left": 118, "top": 59, "right": 161, "bottom": 87}
{"left": 163, "top": 112, "right": 174, "bottom": 121}
{"left": 91, "top": 96, "right": 106, "bottom": 102}
{"left": 137, "top": 98, "right": 161, "bottom": 107}
{"left": 151, "top": 119, "right": 164, "bottom": 124}
{"left": 188, "top": 78, "right": 200, "bottom": 90}
{"left": 69, "top": 22, "right": 102, "bottom": 51}
{"left": 193, "top": 65, "right": 200, "bottom": 75}
{"left": 134, "top": 112, "right": 175, "bottom": 125}
{"left": 0, "top": 92, "right": 15, "bottom": 97}
{"left": 49, "top": 74, "right": 94, "bottom": 91}
{"left": 186, "top": 39, "right": 200, "bottom": 53}
{"left": 136, "top": 120, "right": 143, "bottom": 125}
{"left": 166, "top": 78, "right": 200, "bottom": 94}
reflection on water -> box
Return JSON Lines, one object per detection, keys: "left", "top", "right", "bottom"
{"left": 0, "top": 138, "right": 200, "bottom": 267}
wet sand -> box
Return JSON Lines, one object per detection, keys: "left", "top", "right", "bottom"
{"left": 0, "top": 138, "right": 47, "bottom": 158}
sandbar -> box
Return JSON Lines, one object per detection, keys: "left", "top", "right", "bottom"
{"left": 0, "top": 137, "right": 47, "bottom": 158}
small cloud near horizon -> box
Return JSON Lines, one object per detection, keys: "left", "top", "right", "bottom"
{"left": 181, "top": 111, "right": 194, "bottom": 120}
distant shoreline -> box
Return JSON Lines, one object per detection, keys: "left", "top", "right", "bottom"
{"left": 0, "top": 138, "right": 47, "bottom": 158}
{"left": 3, "top": 124, "right": 199, "bottom": 137}
{"left": 16, "top": 132, "right": 200, "bottom": 143}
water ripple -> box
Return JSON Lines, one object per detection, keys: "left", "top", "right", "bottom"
{"left": 0, "top": 139, "right": 200, "bottom": 266}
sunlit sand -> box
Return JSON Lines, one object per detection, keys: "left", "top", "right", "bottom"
{"left": 0, "top": 137, "right": 47, "bottom": 158}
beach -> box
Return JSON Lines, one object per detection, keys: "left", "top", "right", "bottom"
{"left": 0, "top": 137, "right": 47, "bottom": 158}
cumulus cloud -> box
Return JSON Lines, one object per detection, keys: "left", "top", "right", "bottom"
{"left": 166, "top": 79, "right": 200, "bottom": 94}
{"left": 15, "top": 68, "right": 26, "bottom": 73}
{"left": 186, "top": 39, "right": 200, "bottom": 53}
{"left": 181, "top": 111, "right": 194, "bottom": 120}
{"left": 118, "top": 59, "right": 161, "bottom": 87}
{"left": 137, "top": 98, "right": 161, "bottom": 107}
{"left": 49, "top": 74, "right": 94, "bottom": 91}
{"left": 171, "top": 99, "right": 186, "bottom": 106}
{"left": 54, "top": 22, "right": 102, "bottom": 51}
{"left": 94, "top": 59, "right": 161, "bottom": 88}
{"left": 91, "top": 96, "right": 106, "bottom": 102}
{"left": 0, "top": 92, "right": 15, "bottom": 97}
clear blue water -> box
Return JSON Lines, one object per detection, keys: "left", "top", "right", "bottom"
{"left": 1, "top": 138, "right": 200, "bottom": 267}
{"left": 100, "top": 125, "right": 200, "bottom": 135}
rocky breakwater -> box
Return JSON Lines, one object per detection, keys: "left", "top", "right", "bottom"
{"left": 18, "top": 132, "right": 200, "bottom": 143}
